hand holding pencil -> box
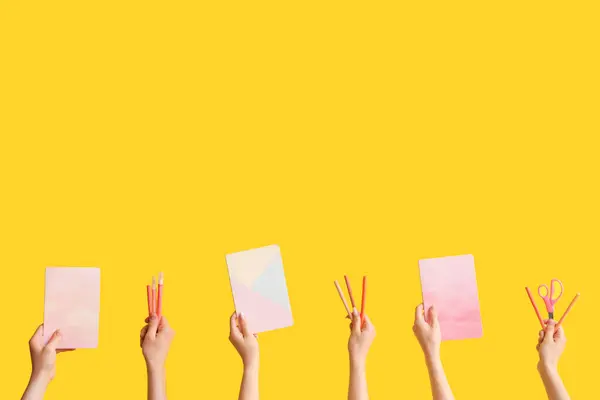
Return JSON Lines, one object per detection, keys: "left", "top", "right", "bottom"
{"left": 140, "top": 314, "right": 175, "bottom": 369}
{"left": 348, "top": 308, "right": 376, "bottom": 364}
{"left": 536, "top": 320, "right": 566, "bottom": 370}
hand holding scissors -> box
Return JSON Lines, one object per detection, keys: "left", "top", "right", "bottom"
{"left": 538, "top": 279, "right": 563, "bottom": 319}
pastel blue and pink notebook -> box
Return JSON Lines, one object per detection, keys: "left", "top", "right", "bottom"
{"left": 226, "top": 245, "right": 293, "bottom": 334}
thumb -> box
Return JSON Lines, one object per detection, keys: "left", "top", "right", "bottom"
{"left": 351, "top": 308, "right": 361, "bottom": 335}
{"left": 363, "top": 314, "right": 375, "bottom": 333}
{"left": 32, "top": 324, "right": 44, "bottom": 339}
{"left": 554, "top": 325, "right": 565, "bottom": 341}
{"left": 45, "top": 330, "right": 62, "bottom": 351}
{"left": 239, "top": 313, "right": 252, "bottom": 337}
{"left": 157, "top": 316, "right": 169, "bottom": 332}
{"left": 429, "top": 306, "right": 439, "bottom": 328}
{"left": 543, "top": 320, "right": 556, "bottom": 343}
{"left": 147, "top": 314, "right": 160, "bottom": 340}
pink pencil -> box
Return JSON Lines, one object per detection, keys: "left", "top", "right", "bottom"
{"left": 146, "top": 285, "right": 153, "bottom": 317}
{"left": 151, "top": 276, "right": 156, "bottom": 315}
{"left": 344, "top": 275, "right": 357, "bottom": 309}
{"left": 157, "top": 272, "right": 164, "bottom": 318}
{"left": 556, "top": 293, "right": 580, "bottom": 329}
{"left": 360, "top": 276, "right": 367, "bottom": 325}
{"left": 334, "top": 280, "right": 352, "bottom": 318}
{"left": 526, "top": 287, "right": 545, "bottom": 328}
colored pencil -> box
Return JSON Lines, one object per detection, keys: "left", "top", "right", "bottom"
{"left": 146, "top": 284, "right": 153, "bottom": 316}
{"left": 526, "top": 287, "right": 545, "bottom": 328}
{"left": 360, "top": 276, "right": 367, "bottom": 325}
{"left": 157, "top": 272, "right": 164, "bottom": 317}
{"left": 334, "top": 280, "right": 352, "bottom": 318}
{"left": 344, "top": 275, "right": 356, "bottom": 309}
{"left": 151, "top": 276, "right": 156, "bottom": 315}
{"left": 556, "top": 293, "right": 580, "bottom": 329}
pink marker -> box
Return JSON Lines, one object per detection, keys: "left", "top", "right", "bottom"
{"left": 151, "top": 276, "right": 156, "bottom": 315}
{"left": 157, "top": 272, "right": 164, "bottom": 318}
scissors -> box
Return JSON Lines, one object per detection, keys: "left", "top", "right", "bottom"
{"left": 538, "top": 278, "right": 563, "bottom": 319}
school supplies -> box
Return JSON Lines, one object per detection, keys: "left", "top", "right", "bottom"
{"left": 146, "top": 284, "right": 153, "bottom": 316}
{"left": 226, "top": 245, "right": 293, "bottom": 334}
{"left": 43, "top": 267, "right": 101, "bottom": 349}
{"left": 344, "top": 275, "right": 357, "bottom": 309}
{"left": 538, "top": 279, "right": 563, "bottom": 319}
{"left": 525, "top": 287, "right": 546, "bottom": 329}
{"left": 334, "top": 280, "right": 352, "bottom": 318}
{"left": 334, "top": 275, "right": 367, "bottom": 323}
{"left": 419, "top": 255, "right": 483, "bottom": 341}
{"left": 152, "top": 277, "right": 157, "bottom": 314}
{"left": 360, "top": 276, "right": 367, "bottom": 324}
{"left": 145, "top": 273, "right": 164, "bottom": 317}
{"left": 525, "top": 279, "right": 579, "bottom": 329}
{"left": 157, "top": 272, "right": 164, "bottom": 317}
{"left": 556, "top": 293, "right": 580, "bottom": 329}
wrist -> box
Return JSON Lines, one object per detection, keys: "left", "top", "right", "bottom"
{"left": 537, "top": 360, "right": 558, "bottom": 375}
{"left": 146, "top": 361, "right": 166, "bottom": 376}
{"left": 30, "top": 369, "right": 52, "bottom": 386}
{"left": 424, "top": 350, "right": 441, "bottom": 367}
{"left": 350, "top": 355, "right": 367, "bottom": 369}
{"left": 243, "top": 356, "right": 259, "bottom": 371}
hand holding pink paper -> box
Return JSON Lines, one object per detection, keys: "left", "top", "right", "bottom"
{"left": 413, "top": 304, "right": 442, "bottom": 359}
{"left": 413, "top": 303, "right": 456, "bottom": 400}
{"left": 20, "top": 324, "right": 75, "bottom": 399}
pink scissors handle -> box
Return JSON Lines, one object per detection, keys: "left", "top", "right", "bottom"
{"left": 538, "top": 279, "right": 563, "bottom": 313}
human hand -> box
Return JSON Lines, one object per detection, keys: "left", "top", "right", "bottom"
{"left": 413, "top": 304, "right": 441, "bottom": 361}
{"left": 537, "top": 320, "right": 566, "bottom": 371}
{"left": 28, "top": 325, "right": 74, "bottom": 383}
{"left": 348, "top": 308, "right": 376, "bottom": 364}
{"left": 141, "top": 314, "right": 175, "bottom": 371}
{"left": 229, "top": 312, "right": 259, "bottom": 368}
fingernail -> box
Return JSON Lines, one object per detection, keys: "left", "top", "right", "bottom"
{"left": 240, "top": 312, "right": 245, "bottom": 320}
{"left": 353, "top": 307, "right": 358, "bottom": 315}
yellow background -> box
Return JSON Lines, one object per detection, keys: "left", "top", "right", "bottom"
{"left": 1, "top": 1, "right": 598, "bottom": 398}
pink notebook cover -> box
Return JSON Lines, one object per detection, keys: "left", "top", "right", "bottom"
{"left": 419, "top": 255, "right": 483, "bottom": 341}
{"left": 43, "top": 267, "right": 101, "bottom": 349}
{"left": 226, "top": 245, "right": 293, "bottom": 334}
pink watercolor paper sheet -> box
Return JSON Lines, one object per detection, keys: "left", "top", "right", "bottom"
{"left": 419, "top": 255, "right": 483, "bottom": 341}
{"left": 226, "top": 245, "right": 293, "bottom": 334}
{"left": 43, "top": 267, "right": 101, "bottom": 349}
